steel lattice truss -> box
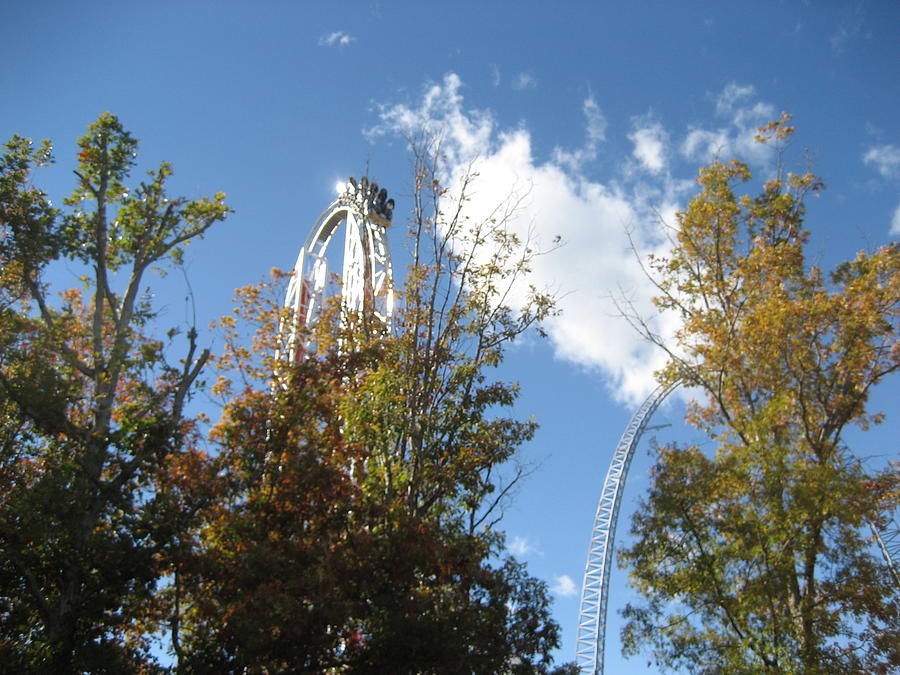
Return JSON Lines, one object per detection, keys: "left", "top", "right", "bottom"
{"left": 843, "top": 447, "right": 900, "bottom": 589}
{"left": 873, "top": 518, "right": 900, "bottom": 587}
{"left": 575, "top": 382, "right": 676, "bottom": 674}
{"left": 577, "top": 383, "right": 900, "bottom": 675}
{"left": 282, "top": 177, "right": 394, "bottom": 360}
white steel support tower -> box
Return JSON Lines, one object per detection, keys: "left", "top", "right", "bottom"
{"left": 282, "top": 176, "right": 394, "bottom": 359}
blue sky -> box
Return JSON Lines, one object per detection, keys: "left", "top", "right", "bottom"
{"left": 3, "top": 1, "right": 899, "bottom": 670}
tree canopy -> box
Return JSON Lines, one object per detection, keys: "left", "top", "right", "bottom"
{"left": 619, "top": 117, "right": 900, "bottom": 674}
{"left": 172, "top": 140, "right": 569, "bottom": 673}
{"left": 0, "top": 113, "right": 230, "bottom": 672}
{"left": 1, "top": 118, "right": 573, "bottom": 673}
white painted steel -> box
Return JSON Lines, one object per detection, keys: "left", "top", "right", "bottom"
{"left": 282, "top": 179, "right": 394, "bottom": 359}
{"left": 575, "top": 382, "right": 677, "bottom": 674}
{"left": 873, "top": 519, "right": 900, "bottom": 587}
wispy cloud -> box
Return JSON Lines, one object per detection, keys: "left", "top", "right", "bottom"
{"left": 829, "top": 4, "right": 865, "bottom": 53}
{"left": 368, "top": 75, "right": 779, "bottom": 404}
{"left": 490, "top": 64, "right": 501, "bottom": 88}
{"left": 863, "top": 144, "right": 900, "bottom": 179}
{"left": 318, "top": 31, "right": 355, "bottom": 48}
{"left": 681, "top": 83, "right": 776, "bottom": 166}
{"left": 553, "top": 96, "right": 606, "bottom": 172}
{"left": 552, "top": 574, "right": 577, "bottom": 597}
{"left": 891, "top": 204, "right": 900, "bottom": 235}
{"left": 512, "top": 72, "right": 537, "bottom": 91}
{"left": 508, "top": 535, "right": 539, "bottom": 557}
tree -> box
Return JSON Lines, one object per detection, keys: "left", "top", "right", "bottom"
{"left": 618, "top": 116, "right": 900, "bottom": 673}
{"left": 172, "top": 137, "right": 572, "bottom": 673}
{"left": 0, "top": 114, "right": 230, "bottom": 672}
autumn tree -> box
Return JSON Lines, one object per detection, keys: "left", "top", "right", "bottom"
{"left": 172, "top": 138, "right": 572, "bottom": 673}
{"left": 618, "top": 116, "right": 900, "bottom": 673}
{"left": 0, "top": 114, "right": 230, "bottom": 672}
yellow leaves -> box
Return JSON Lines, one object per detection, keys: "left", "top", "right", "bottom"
{"left": 754, "top": 111, "right": 796, "bottom": 143}
{"left": 623, "top": 119, "right": 900, "bottom": 673}
{"left": 212, "top": 375, "right": 232, "bottom": 398}
{"left": 269, "top": 266, "right": 292, "bottom": 280}
{"left": 789, "top": 172, "right": 825, "bottom": 196}
{"left": 651, "top": 130, "right": 899, "bottom": 473}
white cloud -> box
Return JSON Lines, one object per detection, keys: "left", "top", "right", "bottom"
{"left": 864, "top": 145, "right": 900, "bottom": 235}
{"left": 863, "top": 144, "right": 900, "bottom": 179}
{"left": 512, "top": 72, "right": 537, "bottom": 90}
{"left": 553, "top": 96, "right": 606, "bottom": 172}
{"left": 681, "top": 83, "right": 775, "bottom": 166}
{"left": 318, "top": 31, "right": 354, "bottom": 48}
{"left": 369, "top": 74, "right": 685, "bottom": 403}
{"left": 630, "top": 120, "right": 667, "bottom": 174}
{"left": 369, "top": 75, "right": 779, "bottom": 405}
{"left": 508, "top": 535, "right": 539, "bottom": 557}
{"left": 551, "top": 574, "right": 578, "bottom": 597}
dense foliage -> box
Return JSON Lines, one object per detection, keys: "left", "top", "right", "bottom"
{"left": 1, "top": 118, "right": 572, "bottom": 673}
{"left": 0, "top": 114, "right": 229, "bottom": 672}
{"left": 173, "top": 143, "right": 568, "bottom": 673}
{"left": 619, "top": 117, "right": 900, "bottom": 673}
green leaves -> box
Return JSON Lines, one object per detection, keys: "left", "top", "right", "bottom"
{"left": 0, "top": 135, "right": 60, "bottom": 283}
{"left": 70, "top": 111, "right": 137, "bottom": 202}
{"left": 1, "top": 114, "right": 563, "bottom": 672}
{"left": 64, "top": 136, "right": 230, "bottom": 273}
{"left": 0, "top": 114, "right": 228, "bottom": 672}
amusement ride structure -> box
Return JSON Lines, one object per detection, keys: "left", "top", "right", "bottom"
{"left": 286, "top": 184, "right": 899, "bottom": 675}
{"left": 282, "top": 176, "right": 395, "bottom": 359}
{"left": 574, "top": 382, "right": 677, "bottom": 674}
